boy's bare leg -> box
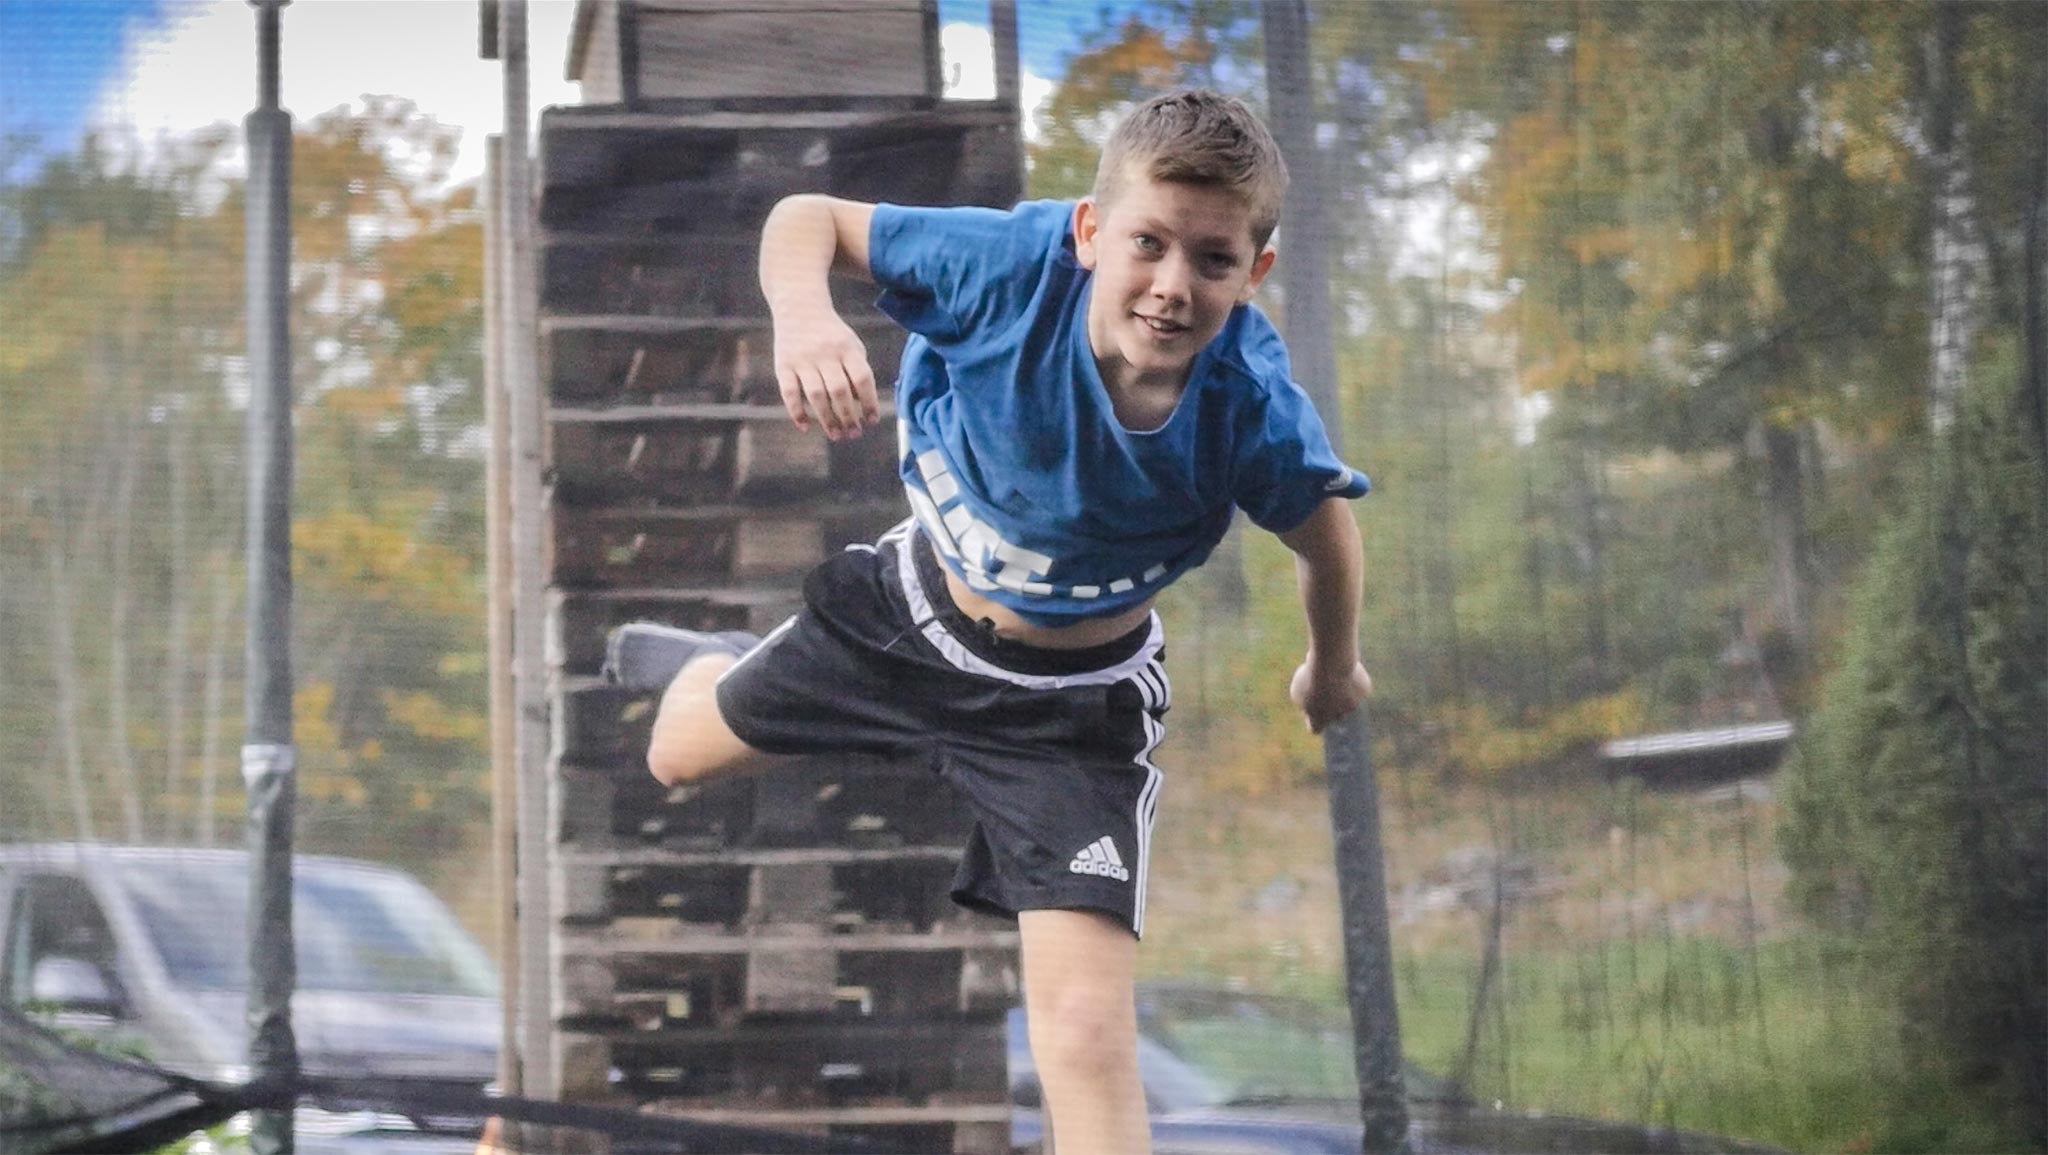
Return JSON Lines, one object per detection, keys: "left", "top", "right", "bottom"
{"left": 645, "top": 654, "right": 772, "bottom": 784}
{"left": 1019, "top": 909, "right": 1149, "bottom": 1155}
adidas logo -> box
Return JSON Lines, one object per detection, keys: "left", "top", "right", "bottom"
{"left": 1068, "top": 836, "right": 1131, "bottom": 882}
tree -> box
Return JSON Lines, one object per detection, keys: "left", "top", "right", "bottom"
{"left": 0, "top": 103, "right": 490, "bottom": 876}
{"left": 1781, "top": 364, "right": 2047, "bottom": 1144}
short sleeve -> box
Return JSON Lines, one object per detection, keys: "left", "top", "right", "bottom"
{"left": 868, "top": 202, "right": 1067, "bottom": 345}
{"left": 1231, "top": 378, "right": 1371, "bottom": 534}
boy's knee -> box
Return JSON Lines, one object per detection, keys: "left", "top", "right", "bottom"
{"left": 645, "top": 657, "right": 739, "bottom": 785}
{"left": 1030, "top": 984, "right": 1138, "bottom": 1082}
{"left": 646, "top": 739, "right": 697, "bottom": 787}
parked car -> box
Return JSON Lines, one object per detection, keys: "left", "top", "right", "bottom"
{"left": 0, "top": 844, "right": 497, "bottom": 1150}
{"left": 1009, "top": 981, "right": 1782, "bottom": 1154}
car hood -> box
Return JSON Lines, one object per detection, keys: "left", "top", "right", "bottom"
{"left": 1413, "top": 1104, "right": 1783, "bottom": 1154}
{"left": 183, "top": 990, "right": 497, "bottom": 1082}
{"left": 1151, "top": 1102, "right": 1780, "bottom": 1155}
{"left": 1152, "top": 1104, "right": 1360, "bottom": 1154}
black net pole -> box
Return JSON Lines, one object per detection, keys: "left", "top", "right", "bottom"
{"left": 1262, "top": 3, "right": 1410, "bottom": 1151}
{"left": 242, "top": 2, "right": 298, "bottom": 1152}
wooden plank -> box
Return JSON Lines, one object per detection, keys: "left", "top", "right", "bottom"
{"left": 563, "top": 1016, "right": 1003, "bottom": 1051}
{"left": 550, "top": 424, "right": 900, "bottom": 507}
{"left": 551, "top": 850, "right": 980, "bottom": 936}
{"left": 555, "top": 945, "right": 1013, "bottom": 1031}
{"left": 956, "top": 948, "right": 1021, "bottom": 1016}
{"left": 552, "top": 728, "right": 970, "bottom": 851}
{"left": 499, "top": 0, "right": 556, "bottom": 1094}
{"left": 483, "top": 134, "right": 524, "bottom": 1101}
{"left": 542, "top": 318, "right": 906, "bottom": 407}
{"left": 538, "top": 119, "right": 1019, "bottom": 231}
{"left": 549, "top": 422, "right": 736, "bottom": 504}
{"left": 560, "top": 845, "right": 963, "bottom": 869}
{"left": 630, "top": 3, "right": 933, "bottom": 102}
{"left": 551, "top": 401, "right": 894, "bottom": 426}
{"left": 554, "top": 764, "right": 625, "bottom": 849}
{"left": 643, "top": 1103, "right": 1010, "bottom": 1127}
{"left": 559, "top": 928, "right": 1019, "bottom": 958}
{"left": 743, "top": 861, "right": 837, "bottom": 1013}
{"left": 540, "top": 104, "right": 1008, "bottom": 139}
{"left": 733, "top": 421, "right": 831, "bottom": 497}
{"left": 553, "top": 1035, "right": 612, "bottom": 1103}
{"left": 551, "top": 589, "right": 793, "bottom": 674}
{"left": 539, "top": 235, "right": 751, "bottom": 318}
{"left": 551, "top": 513, "right": 729, "bottom": 589}
{"left": 732, "top": 519, "right": 825, "bottom": 581}
{"left": 535, "top": 105, "right": 1021, "bottom": 221}
{"left": 548, "top": 507, "right": 894, "bottom": 589}
{"left": 553, "top": 592, "right": 802, "bottom": 677}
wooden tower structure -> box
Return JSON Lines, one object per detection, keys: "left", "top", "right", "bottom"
{"left": 496, "top": 2, "right": 1028, "bottom": 1148}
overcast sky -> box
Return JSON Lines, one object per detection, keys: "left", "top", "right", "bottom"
{"left": 4, "top": 0, "right": 1092, "bottom": 191}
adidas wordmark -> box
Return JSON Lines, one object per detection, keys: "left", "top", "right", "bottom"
{"left": 1068, "top": 836, "right": 1130, "bottom": 882}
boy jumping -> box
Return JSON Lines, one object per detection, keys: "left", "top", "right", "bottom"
{"left": 606, "top": 89, "right": 1371, "bottom": 1153}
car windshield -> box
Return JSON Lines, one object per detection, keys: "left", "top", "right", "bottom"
{"left": 117, "top": 859, "right": 497, "bottom": 999}
{"left": 1135, "top": 986, "right": 1460, "bottom": 1107}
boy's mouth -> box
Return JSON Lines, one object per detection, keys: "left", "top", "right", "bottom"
{"left": 1134, "top": 312, "right": 1188, "bottom": 336}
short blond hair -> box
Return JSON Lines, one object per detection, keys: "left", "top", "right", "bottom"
{"left": 1093, "top": 89, "right": 1289, "bottom": 250}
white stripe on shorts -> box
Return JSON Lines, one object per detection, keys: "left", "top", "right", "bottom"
{"left": 1131, "top": 664, "right": 1167, "bottom": 937}
{"left": 711, "top": 615, "right": 799, "bottom": 687}
{"left": 890, "top": 530, "right": 1164, "bottom": 691}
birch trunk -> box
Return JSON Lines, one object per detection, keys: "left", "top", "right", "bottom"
{"left": 1762, "top": 421, "right": 1812, "bottom": 657}
{"left": 1926, "top": 3, "right": 1986, "bottom": 434}
{"left": 163, "top": 400, "right": 194, "bottom": 827}
{"left": 2025, "top": 43, "right": 2048, "bottom": 514}
{"left": 46, "top": 454, "right": 96, "bottom": 841}
{"left": 196, "top": 548, "right": 234, "bottom": 848}
{"left": 106, "top": 404, "right": 146, "bottom": 844}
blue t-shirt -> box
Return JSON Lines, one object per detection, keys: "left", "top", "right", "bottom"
{"left": 868, "top": 199, "right": 1369, "bottom": 626}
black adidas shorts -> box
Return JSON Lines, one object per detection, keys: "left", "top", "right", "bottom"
{"left": 714, "top": 522, "right": 1170, "bottom": 937}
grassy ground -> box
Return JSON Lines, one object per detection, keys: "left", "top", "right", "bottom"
{"left": 1137, "top": 759, "right": 2035, "bottom": 1154}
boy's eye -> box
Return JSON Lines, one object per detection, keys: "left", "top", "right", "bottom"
{"left": 1134, "top": 234, "right": 1163, "bottom": 254}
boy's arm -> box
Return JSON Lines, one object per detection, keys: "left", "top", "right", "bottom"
{"left": 1276, "top": 496, "right": 1373, "bottom": 733}
{"left": 758, "top": 194, "right": 880, "bottom": 440}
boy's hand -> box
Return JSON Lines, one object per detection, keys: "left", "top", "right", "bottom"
{"left": 1290, "top": 657, "right": 1372, "bottom": 734}
{"left": 771, "top": 306, "right": 879, "bottom": 441}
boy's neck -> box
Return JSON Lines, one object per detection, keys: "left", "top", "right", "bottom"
{"left": 1096, "top": 359, "right": 1190, "bottom": 433}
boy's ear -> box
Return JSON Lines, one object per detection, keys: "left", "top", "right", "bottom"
{"left": 1238, "top": 246, "right": 1277, "bottom": 304}
{"left": 1072, "top": 198, "right": 1101, "bottom": 270}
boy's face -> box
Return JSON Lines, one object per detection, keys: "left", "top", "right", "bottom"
{"left": 1074, "top": 166, "right": 1276, "bottom": 392}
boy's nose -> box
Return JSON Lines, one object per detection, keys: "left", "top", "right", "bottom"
{"left": 1151, "top": 255, "right": 1192, "bottom": 303}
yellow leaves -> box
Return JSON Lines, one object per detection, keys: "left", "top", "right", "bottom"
{"left": 1437, "top": 689, "right": 1649, "bottom": 778}
{"left": 304, "top": 773, "right": 371, "bottom": 807}
{"left": 320, "top": 381, "right": 408, "bottom": 421}
{"left": 295, "top": 682, "right": 344, "bottom": 758}
{"left": 1521, "top": 342, "right": 1642, "bottom": 395}
{"left": 293, "top": 507, "right": 477, "bottom": 619}
{"left": 1082, "top": 22, "right": 1189, "bottom": 91}
{"left": 381, "top": 689, "right": 486, "bottom": 747}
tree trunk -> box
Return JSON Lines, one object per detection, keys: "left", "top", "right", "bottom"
{"left": 163, "top": 400, "right": 194, "bottom": 834}
{"left": 197, "top": 548, "right": 234, "bottom": 848}
{"left": 106, "top": 403, "right": 146, "bottom": 844}
{"left": 2025, "top": 34, "right": 2048, "bottom": 517}
{"left": 1576, "top": 442, "right": 1613, "bottom": 674}
{"left": 1762, "top": 420, "right": 1812, "bottom": 657}
{"left": 46, "top": 456, "right": 96, "bottom": 842}
{"left": 1926, "top": 2, "right": 1986, "bottom": 434}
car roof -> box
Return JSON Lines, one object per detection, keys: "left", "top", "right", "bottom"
{"left": 0, "top": 843, "right": 412, "bottom": 882}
